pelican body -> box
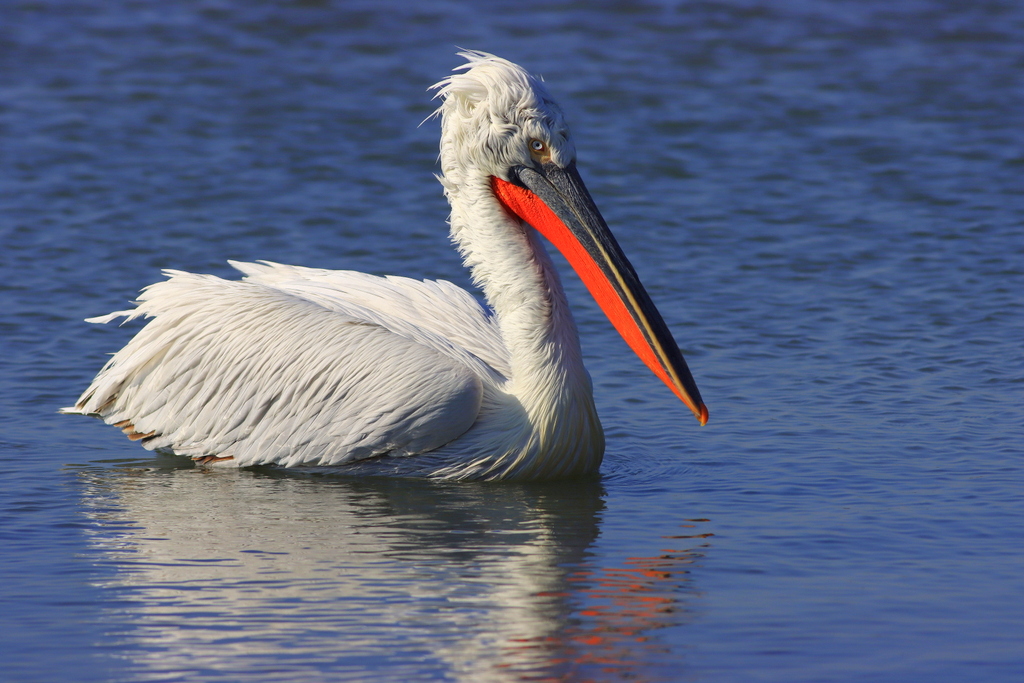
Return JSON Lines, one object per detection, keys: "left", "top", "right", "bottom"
{"left": 64, "top": 52, "right": 707, "bottom": 481}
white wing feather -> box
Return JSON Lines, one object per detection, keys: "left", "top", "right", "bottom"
{"left": 230, "top": 261, "right": 511, "bottom": 378}
{"left": 64, "top": 264, "right": 509, "bottom": 467}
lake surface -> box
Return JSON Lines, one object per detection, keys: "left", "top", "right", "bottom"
{"left": 2, "top": 1, "right": 1023, "bottom": 680}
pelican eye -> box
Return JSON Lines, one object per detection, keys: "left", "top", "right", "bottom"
{"left": 529, "top": 139, "right": 551, "bottom": 164}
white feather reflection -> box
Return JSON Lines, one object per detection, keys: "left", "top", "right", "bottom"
{"left": 79, "top": 459, "right": 707, "bottom": 681}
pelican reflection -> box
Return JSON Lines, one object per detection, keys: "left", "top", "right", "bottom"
{"left": 79, "top": 459, "right": 708, "bottom": 681}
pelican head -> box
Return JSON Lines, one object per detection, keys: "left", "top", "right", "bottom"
{"left": 433, "top": 52, "right": 576, "bottom": 187}
{"left": 433, "top": 51, "right": 708, "bottom": 425}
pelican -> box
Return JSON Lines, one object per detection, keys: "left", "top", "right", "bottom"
{"left": 63, "top": 52, "right": 707, "bottom": 481}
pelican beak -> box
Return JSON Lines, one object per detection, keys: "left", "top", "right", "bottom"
{"left": 492, "top": 161, "right": 708, "bottom": 425}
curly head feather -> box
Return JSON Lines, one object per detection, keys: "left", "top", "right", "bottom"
{"left": 432, "top": 51, "right": 574, "bottom": 189}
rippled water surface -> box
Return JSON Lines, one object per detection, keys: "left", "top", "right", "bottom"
{"left": 2, "top": 1, "right": 1023, "bottom": 681}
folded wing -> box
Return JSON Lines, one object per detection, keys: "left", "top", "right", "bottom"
{"left": 63, "top": 264, "right": 503, "bottom": 467}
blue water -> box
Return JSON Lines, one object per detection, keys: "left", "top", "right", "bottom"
{"left": 2, "top": 1, "right": 1023, "bottom": 680}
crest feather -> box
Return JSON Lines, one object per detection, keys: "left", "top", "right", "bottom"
{"left": 431, "top": 51, "right": 571, "bottom": 188}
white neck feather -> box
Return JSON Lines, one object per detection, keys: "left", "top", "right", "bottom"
{"left": 446, "top": 173, "right": 586, "bottom": 400}
{"left": 442, "top": 171, "right": 603, "bottom": 478}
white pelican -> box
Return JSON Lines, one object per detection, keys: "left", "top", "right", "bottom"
{"left": 63, "top": 51, "right": 707, "bottom": 481}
